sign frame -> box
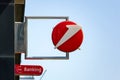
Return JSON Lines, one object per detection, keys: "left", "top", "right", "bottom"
{"left": 24, "top": 16, "right": 70, "bottom": 60}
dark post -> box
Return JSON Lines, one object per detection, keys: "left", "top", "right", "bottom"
{"left": 15, "top": 0, "right": 25, "bottom": 80}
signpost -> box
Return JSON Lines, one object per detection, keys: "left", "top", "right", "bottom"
{"left": 52, "top": 21, "right": 84, "bottom": 52}
{"left": 15, "top": 16, "right": 84, "bottom": 80}
{"left": 15, "top": 64, "right": 43, "bottom": 76}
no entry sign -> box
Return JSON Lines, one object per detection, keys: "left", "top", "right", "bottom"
{"left": 15, "top": 64, "right": 43, "bottom": 76}
{"left": 52, "top": 21, "right": 83, "bottom": 52}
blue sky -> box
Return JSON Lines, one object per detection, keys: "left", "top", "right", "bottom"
{"left": 21, "top": 0, "right": 120, "bottom": 80}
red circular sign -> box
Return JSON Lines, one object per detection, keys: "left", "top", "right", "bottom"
{"left": 52, "top": 21, "right": 83, "bottom": 52}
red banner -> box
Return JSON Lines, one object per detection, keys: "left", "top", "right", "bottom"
{"left": 15, "top": 64, "right": 43, "bottom": 76}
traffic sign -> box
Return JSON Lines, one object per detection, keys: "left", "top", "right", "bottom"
{"left": 15, "top": 64, "right": 43, "bottom": 76}
{"left": 52, "top": 21, "right": 83, "bottom": 52}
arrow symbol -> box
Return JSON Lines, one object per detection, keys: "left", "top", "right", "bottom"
{"left": 55, "top": 25, "right": 82, "bottom": 48}
{"left": 16, "top": 65, "right": 22, "bottom": 73}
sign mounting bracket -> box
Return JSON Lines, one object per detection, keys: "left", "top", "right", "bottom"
{"left": 24, "top": 16, "right": 69, "bottom": 60}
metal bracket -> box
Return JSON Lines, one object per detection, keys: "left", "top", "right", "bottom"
{"left": 15, "top": 22, "right": 25, "bottom": 53}
{"left": 15, "top": 16, "right": 70, "bottom": 60}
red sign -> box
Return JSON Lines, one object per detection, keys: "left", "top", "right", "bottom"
{"left": 15, "top": 64, "right": 43, "bottom": 76}
{"left": 52, "top": 21, "right": 83, "bottom": 52}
